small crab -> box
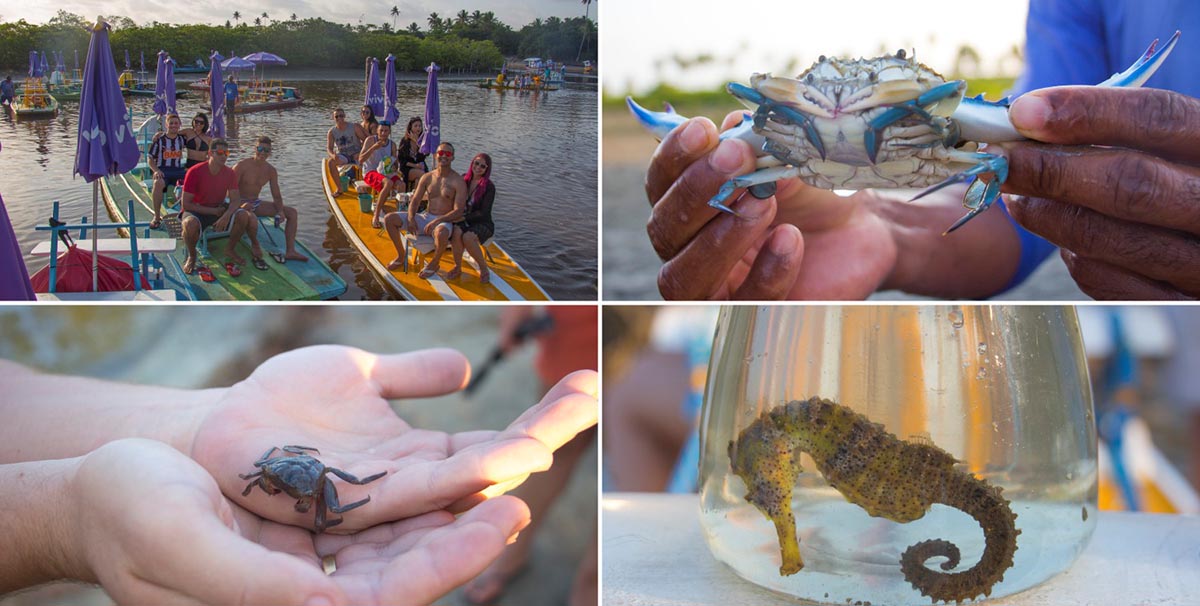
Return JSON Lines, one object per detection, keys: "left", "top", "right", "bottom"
{"left": 239, "top": 445, "right": 387, "bottom": 532}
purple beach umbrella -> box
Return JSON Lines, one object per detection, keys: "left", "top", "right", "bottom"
{"left": 209, "top": 51, "right": 226, "bottom": 138}
{"left": 153, "top": 50, "right": 176, "bottom": 118}
{"left": 384, "top": 54, "right": 399, "bottom": 124}
{"left": 0, "top": 189, "right": 36, "bottom": 300}
{"left": 364, "top": 57, "right": 383, "bottom": 119}
{"left": 40, "top": 52, "right": 49, "bottom": 77}
{"left": 140, "top": 50, "right": 145, "bottom": 74}
{"left": 74, "top": 49, "right": 79, "bottom": 72}
{"left": 76, "top": 19, "right": 140, "bottom": 290}
{"left": 419, "top": 62, "right": 440, "bottom": 154}
{"left": 221, "top": 56, "right": 255, "bottom": 70}
{"left": 124, "top": 49, "right": 130, "bottom": 71}
{"left": 29, "top": 51, "right": 37, "bottom": 77}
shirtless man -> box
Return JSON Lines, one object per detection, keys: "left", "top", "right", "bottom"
{"left": 233, "top": 135, "right": 308, "bottom": 264}
{"left": 383, "top": 142, "right": 466, "bottom": 278}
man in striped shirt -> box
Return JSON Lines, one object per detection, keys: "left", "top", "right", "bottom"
{"left": 148, "top": 114, "right": 188, "bottom": 229}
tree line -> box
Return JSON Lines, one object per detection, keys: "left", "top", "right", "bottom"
{"left": 0, "top": 10, "right": 597, "bottom": 74}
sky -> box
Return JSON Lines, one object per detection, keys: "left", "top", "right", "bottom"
{"left": 602, "top": 0, "right": 1030, "bottom": 95}
{"left": 0, "top": 0, "right": 593, "bottom": 30}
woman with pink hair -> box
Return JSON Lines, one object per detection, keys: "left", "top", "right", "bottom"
{"left": 448, "top": 152, "right": 496, "bottom": 283}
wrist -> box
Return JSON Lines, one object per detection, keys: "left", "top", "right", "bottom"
{"left": 0, "top": 457, "right": 90, "bottom": 592}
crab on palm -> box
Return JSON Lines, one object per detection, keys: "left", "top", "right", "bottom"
{"left": 629, "top": 32, "right": 1180, "bottom": 234}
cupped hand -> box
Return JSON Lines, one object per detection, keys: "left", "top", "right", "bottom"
{"left": 1000, "top": 86, "right": 1200, "bottom": 299}
{"left": 72, "top": 438, "right": 342, "bottom": 606}
{"left": 644, "top": 112, "right": 898, "bottom": 300}
{"left": 191, "top": 346, "right": 598, "bottom": 532}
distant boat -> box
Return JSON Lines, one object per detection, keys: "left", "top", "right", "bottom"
{"left": 171, "top": 59, "right": 209, "bottom": 74}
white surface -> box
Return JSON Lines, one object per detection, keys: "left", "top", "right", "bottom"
{"left": 603, "top": 493, "right": 1200, "bottom": 605}
{"left": 35, "top": 289, "right": 178, "bottom": 301}
{"left": 30, "top": 238, "right": 177, "bottom": 256}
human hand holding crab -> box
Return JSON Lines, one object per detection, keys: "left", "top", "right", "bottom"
{"left": 1000, "top": 86, "right": 1200, "bottom": 299}
{"left": 644, "top": 113, "right": 1019, "bottom": 300}
{"left": 190, "top": 345, "right": 598, "bottom": 533}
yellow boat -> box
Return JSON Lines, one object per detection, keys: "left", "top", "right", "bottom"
{"left": 14, "top": 78, "right": 58, "bottom": 120}
{"left": 321, "top": 159, "right": 550, "bottom": 301}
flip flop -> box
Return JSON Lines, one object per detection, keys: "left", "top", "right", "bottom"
{"left": 197, "top": 265, "right": 216, "bottom": 283}
{"left": 269, "top": 251, "right": 286, "bottom": 264}
{"left": 225, "top": 262, "right": 242, "bottom": 277}
{"left": 252, "top": 257, "right": 269, "bottom": 270}
{"left": 418, "top": 266, "right": 438, "bottom": 279}
{"left": 149, "top": 216, "right": 162, "bottom": 229}
{"left": 480, "top": 271, "right": 491, "bottom": 285}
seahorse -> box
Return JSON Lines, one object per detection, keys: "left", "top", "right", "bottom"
{"left": 728, "top": 396, "right": 1019, "bottom": 604}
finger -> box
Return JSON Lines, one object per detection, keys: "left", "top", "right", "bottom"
{"left": 1006, "top": 195, "right": 1200, "bottom": 294}
{"left": 647, "top": 137, "right": 762, "bottom": 261}
{"left": 658, "top": 194, "right": 777, "bottom": 299}
{"left": 317, "top": 510, "right": 455, "bottom": 558}
{"left": 366, "top": 348, "right": 470, "bottom": 399}
{"left": 1059, "top": 249, "right": 1193, "bottom": 300}
{"left": 143, "top": 498, "right": 342, "bottom": 606}
{"left": 502, "top": 369, "right": 599, "bottom": 429}
{"left": 998, "top": 143, "right": 1200, "bottom": 235}
{"left": 645, "top": 116, "right": 720, "bottom": 203}
{"left": 730, "top": 225, "right": 804, "bottom": 299}
{"left": 1009, "top": 87, "right": 1200, "bottom": 165}
{"left": 362, "top": 496, "right": 531, "bottom": 606}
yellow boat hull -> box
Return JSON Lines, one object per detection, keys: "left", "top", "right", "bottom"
{"left": 321, "top": 159, "right": 550, "bottom": 301}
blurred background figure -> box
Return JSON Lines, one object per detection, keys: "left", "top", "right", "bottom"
{"left": 0, "top": 306, "right": 597, "bottom": 606}
{"left": 464, "top": 306, "right": 598, "bottom": 606}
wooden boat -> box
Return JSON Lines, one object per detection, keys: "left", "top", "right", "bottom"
{"left": 202, "top": 86, "right": 302, "bottom": 113}
{"left": 320, "top": 159, "right": 550, "bottom": 301}
{"left": 477, "top": 78, "right": 559, "bottom": 91}
{"left": 14, "top": 81, "right": 58, "bottom": 119}
{"left": 99, "top": 150, "right": 347, "bottom": 301}
{"left": 173, "top": 60, "right": 209, "bottom": 74}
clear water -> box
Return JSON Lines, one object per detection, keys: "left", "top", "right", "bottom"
{"left": 699, "top": 306, "right": 1097, "bottom": 604}
{"left": 0, "top": 69, "right": 597, "bottom": 300}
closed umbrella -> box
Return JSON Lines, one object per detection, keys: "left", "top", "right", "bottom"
{"left": 364, "top": 57, "right": 383, "bottom": 119}
{"left": 140, "top": 50, "right": 145, "bottom": 75}
{"left": 208, "top": 51, "right": 226, "bottom": 138}
{"left": 0, "top": 189, "right": 36, "bottom": 300}
{"left": 153, "top": 50, "right": 175, "bottom": 118}
{"left": 28, "top": 50, "right": 37, "bottom": 77}
{"left": 124, "top": 49, "right": 130, "bottom": 71}
{"left": 40, "top": 52, "right": 49, "bottom": 77}
{"left": 384, "top": 54, "right": 399, "bottom": 124}
{"left": 76, "top": 18, "right": 140, "bottom": 291}
{"left": 419, "top": 62, "right": 440, "bottom": 154}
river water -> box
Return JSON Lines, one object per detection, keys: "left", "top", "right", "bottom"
{"left": 0, "top": 69, "right": 598, "bottom": 300}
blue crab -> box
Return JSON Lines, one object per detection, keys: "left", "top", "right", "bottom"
{"left": 629, "top": 32, "right": 1180, "bottom": 234}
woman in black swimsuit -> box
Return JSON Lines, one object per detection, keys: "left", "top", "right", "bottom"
{"left": 397, "top": 117, "right": 428, "bottom": 190}
{"left": 449, "top": 153, "right": 496, "bottom": 284}
{"left": 180, "top": 112, "right": 211, "bottom": 169}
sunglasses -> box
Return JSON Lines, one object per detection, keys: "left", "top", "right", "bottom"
{"left": 436, "top": 150, "right": 454, "bottom": 158}
{"left": 213, "top": 149, "right": 230, "bottom": 157}
{"left": 257, "top": 146, "right": 271, "bottom": 154}
{"left": 472, "top": 160, "right": 488, "bottom": 168}
{"left": 334, "top": 113, "right": 345, "bottom": 118}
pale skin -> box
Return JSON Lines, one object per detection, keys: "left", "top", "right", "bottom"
{"left": 0, "top": 346, "right": 599, "bottom": 604}
{"left": 401, "top": 119, "right": 427, "bottom": 185}
{"left": 179, "top": 115, "right": 211, "bottom": 165}
{"left": 180, "top": 146, "right": 253, "bottom": 273}
{"left": 234, "top": 147, "right": 309, "bottom": 262}
{"left": 384, "top": 143, "right": 466, "bottom": 276}
{"left": 149, "top": 115, "right": 184, "bottom": 228}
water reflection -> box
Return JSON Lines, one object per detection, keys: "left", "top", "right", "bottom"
{"left": 1, "top": 70, "right": 598, "bottom": 300}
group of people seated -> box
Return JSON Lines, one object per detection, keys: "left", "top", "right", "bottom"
{"left": 145, "top": 111, "right": 308, "bottom": 280}
{"left": 326, "top": 107, "right": 496, "bottom": 284}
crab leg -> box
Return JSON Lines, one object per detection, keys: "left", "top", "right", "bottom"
{"left": 864, "top": 80, "right": 965, "bottom": 163}
{"left": 625, "top": 96, "right": 766, "bottom": 152}
{"left": 909, "top": 151, "right": 1008, "bottom": 234}
{"left": 708, "top": 165, "right": 802, "bottom": 213}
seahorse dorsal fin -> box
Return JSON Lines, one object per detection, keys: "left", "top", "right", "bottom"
{"left": 906, "top": 432, "right": 934, "bottom": 446}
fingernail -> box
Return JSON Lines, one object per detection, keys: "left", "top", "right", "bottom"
{"left": 735, "top": 194, "right": 772, "bottom": 220}
{"left": 679, "top": 119, "right": 708, "bottom": 155}
{"left": 768, "top": 225, "right": 800, "bottom": 256}
{"left": 506, "top": 531, "right": 521, "bottom": 545}
{"left": 1010, "top": 95, "right": 1050, "bottom": 132}
{"left": 709, "top": 139, "right": 744, "bottom": 173}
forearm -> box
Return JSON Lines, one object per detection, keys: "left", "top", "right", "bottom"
{"left": 876, "top": 190, "right": 1021, "bottom": 298}
{"left": 0, "top": 360, "right": 215, "bottom": 463}
{"left": 0, "top": 457, "right": 87, "bottom": 594}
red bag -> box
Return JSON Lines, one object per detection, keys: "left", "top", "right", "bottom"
{"left": 30, "top": 246, "right": 151, "bottom": 293}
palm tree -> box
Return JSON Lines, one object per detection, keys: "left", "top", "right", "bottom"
{"left": 261, "top": 12, "right": 269, "bottom": 21}
{"left": 232, "top": 11, "right": 240, "bottom": 25}
{"left": 254, "top": 17, "right": 262, "bottom": 27}
{"left": 455, "top": 10, "right": 469, "bottom": 25}
{"left": 582, "top": 0, "right": 593, "bottom": 20}
{"left": 577, "top": 0, "right": 595, "bottom": 62}
{"left": 290, "top": 13, "right": 297, "bottom": 21}
{"left": 407, "top": 23, "right": 421, "bottom": 35}
{"left": 391, "top": 6, "right": 399, "bottom": 29}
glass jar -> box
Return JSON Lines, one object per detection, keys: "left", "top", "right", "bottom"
{"left": 699, "top": 306, "right": 1096, "bottom": 605}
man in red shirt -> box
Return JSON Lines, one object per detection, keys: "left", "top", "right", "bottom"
{"left": 179, "top": 138, "right": 256, "bottom": 276}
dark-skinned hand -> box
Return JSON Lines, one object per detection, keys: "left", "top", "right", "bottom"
{"left": 1000, "top": 86, "right": 1200, "bottom": 299}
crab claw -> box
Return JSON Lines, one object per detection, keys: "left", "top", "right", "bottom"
{"left": 626, "top": 96, "right": 686, "bottom": 141}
